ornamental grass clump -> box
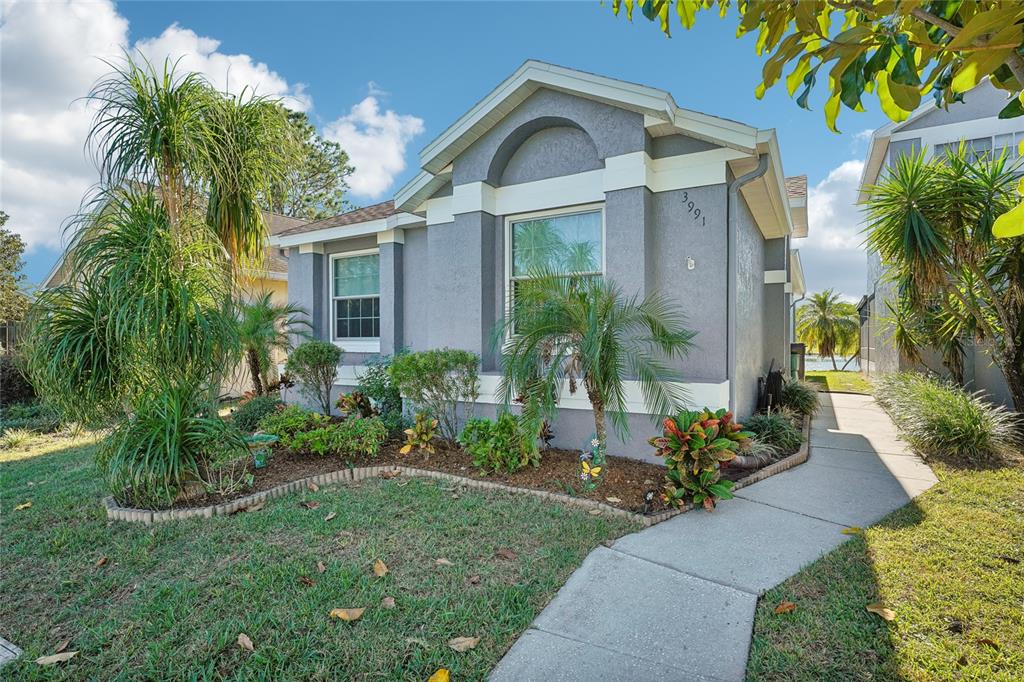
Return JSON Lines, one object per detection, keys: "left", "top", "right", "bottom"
{"left": 744, "top": 410, "right": 803, "bottom": 452}
{"left": 779, "top": 379, "right": 819, "bottom": 417}
{"left": 874, "top": 372, "right": 1021, "bottom": 464}
{"left": 650, "top": 408, "right": 754, "bottom": 510}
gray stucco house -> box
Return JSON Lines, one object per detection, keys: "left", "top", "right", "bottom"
{"left": 272, "top": 62, "right": 808, "bottom": 459}
{"left": 859, "top": 79, "right": 1019, "bottom": 408}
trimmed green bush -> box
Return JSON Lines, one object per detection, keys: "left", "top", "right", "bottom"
{"left": 286, "top": 341, "right": 342, "bottom": 415}
{"left": 744, "top": 411, "right": 803, "bottom": 452}
{"left": 389, "top": 348, "right": 479, "bottom": 441}
{"left": 358, "top": 354, "right": 403, "bottom": 431}
{"left": 458, "top": 413, "right": 540, "bottom": 473}
{"left": 257, "top": 404, "right": 327, "bottom": 441}
{"left": 779, "top": 379, "right": 819, "bottom": 417}
{"left": 874, "top": 372, "right": 1021, "bottom": 463}
{"left": 232, "top": 395, "right": 283, "bottom": 433}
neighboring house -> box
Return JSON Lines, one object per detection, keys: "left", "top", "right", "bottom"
{"left": 273, "top": 61, "right": 807, "bottom": 459}
{"left": 858, "top": 79, "right": 1021, "bottom": 408}
{"left": 43, "top": 210, "right": 306, "bottom": 397}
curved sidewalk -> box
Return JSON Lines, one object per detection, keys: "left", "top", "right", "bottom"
{"left": 490, "top": 392, "right": 937, "bottom": 681}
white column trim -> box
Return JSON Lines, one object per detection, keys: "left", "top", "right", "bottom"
{"left": 377, "top": 229, "right": 405, "bottom": 245}
{"left": 764, "top": 269, "right": 787, "bottom": 284}
{"left": 298, "top": 243, "right": 324, "bottom": 254}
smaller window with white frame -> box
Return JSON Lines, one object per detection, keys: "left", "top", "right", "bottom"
{"left": 331, "top": 250, "right": 380, "bottom": 342}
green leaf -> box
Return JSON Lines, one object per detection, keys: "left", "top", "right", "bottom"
{"left": 998, "top": 94, "right": 1024, "bottom": 119}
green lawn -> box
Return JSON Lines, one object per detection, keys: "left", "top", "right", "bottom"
{"left": 747, "top": 461, "right": 1024, "bottom": 681}
{"left": 805, "top": 370, "right": 872, "bottom": 394}
{"left": 1, "top": 434, "right": 637, "bottom": 680}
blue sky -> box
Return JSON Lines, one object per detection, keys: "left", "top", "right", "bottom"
{"left": 5, "top": 1, "right": 887, "bottom": 298}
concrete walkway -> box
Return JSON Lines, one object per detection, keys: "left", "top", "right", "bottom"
{"left": 490, "top": 392, "right": 938, "bottom": 681}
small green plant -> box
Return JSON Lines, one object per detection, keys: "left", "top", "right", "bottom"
{"left": 458, "top": 413, "right": 541, "bottom": 474}
{"left": 0, "top": 427, "right": 34, "bottom": 450}
{"left": 258, "top": 404, "right": 328, "bottom": 441}
{"left": 358, "top": 354, "right": 403, "bottom": 429}
{"left": 200, "top": 452, "right": 253, "bottom": 497}
{"left": 232, "top": 395, "right": 283, "bottom": 433}
{"left": 287, "top": 418, "right": 388, "bottom": 458}
{"left": 779, "top": 379, "right": 819, "bottom": 417}
{"left": 744, "top": 411, "right": 803, "bottom": 452}
{"left": 389, "top": 348, "right": 479, "bottom": 441}
{"left": 336, "top": 391, "right": 379, "bottom": 419}
{"left": 650, "top": 408, "right": 754, "bottom": 511}
{"left": 286, "top": 340, "right": 342, "bottom": 415}
{"left": 874, "top": 372, "right": 1022, "bottom": 463}
{"left": 400, "top": 412, "right": 438, "bottom": 455}
{"left": 0, "top": 402, "right": 62, "bottom": 434}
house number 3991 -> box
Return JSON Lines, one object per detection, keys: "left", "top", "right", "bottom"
{"left": 681, "top": 191, "right": 706, "bottom": 226}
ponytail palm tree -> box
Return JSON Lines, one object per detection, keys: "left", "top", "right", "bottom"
{"left": 237, "top": 292, "right": 310, "bottom": 395}
{"left": 796, "top": 289, "right": 860, "bottom": 370}
{"left": 496, "top": 270, "right": 696, "bottom": 463}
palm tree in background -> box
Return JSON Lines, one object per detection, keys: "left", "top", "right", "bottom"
{"left": 797, "top": 289, "right": 860, "bottom": 370}
{"left": 237, "top": 293, "right": 310, "bottom": 395}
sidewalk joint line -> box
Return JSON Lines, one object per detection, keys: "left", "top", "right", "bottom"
{"left": 604, "top": 546, "right": 761, "bottom": 596}
{"left": 730, "top": 495, "right": 852, "bottom": 528}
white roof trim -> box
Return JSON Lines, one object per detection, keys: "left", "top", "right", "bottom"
{"left": 418, "top": 60, "right": 761, "bottom": 176}
{"left": 270, "top": 212, "right": 425, "bottom": 248}
{"left": 790, "top": 249, "right": 806, "bottom": 296}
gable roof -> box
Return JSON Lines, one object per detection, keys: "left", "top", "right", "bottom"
{"left": 274, "top": 201, "right": 396, "bottom": 238}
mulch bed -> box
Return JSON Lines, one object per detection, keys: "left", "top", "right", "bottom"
{"left": 172, "top": 424, "right": 802, "bottom": 515}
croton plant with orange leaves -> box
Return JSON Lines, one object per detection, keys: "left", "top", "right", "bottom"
{"left": 649, "top": 407, "right": 754, "bottom": 511}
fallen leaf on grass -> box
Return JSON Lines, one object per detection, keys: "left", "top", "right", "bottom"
{"left": 773, "top": 601, "right": 797, "bottom": 615}
{"left": 15, "top": 501, "right": 31, "bottom": 511}
{"left": 329, "top": 607, "right": 366, "bottom": 622}
{"left": 35, "top": 651, "right": 77, "bottom": 666}
{"left": 841, "top": 527, "right": 862, "bottom": 535}
{"left": 588, "top": 509, "right": 602, "bottom": 516}
{"left": 605, "top": 496, "right": 622, "bottom": 503}
{"left": 298, "top": 576, "right": 316, "bottom": 587}
{"left": 94, "top": 557, "right": 108, "bottom": 568}
{"left": 866, "top": 603, "right": 896, "bottom": 621}
{"left": 468, "top": 574, "right": 481, "bottom": 585}
{"left": 495, "top": 548, "right": 517, "bottom": 561}
{"left": 237, "top": 633, "right": 254, "bottom": 652}
{"left": 976, "top": 638, "right": 1000, "bottom": 650}
{"left": 242, "top": 501, "right": 265, "bottom": 513}
{"left": 308, "top": 482, "right": 319, "bottom": 492}
{"left": 323, "top": 512, "right": 337, "bottom": 522}
{"left": 448, "top": 636, "right": 480, "bottom": 652}
{"left": 435, "top": 557, "right": 453, "bottom": 566}
{"left": 316, "top": 561, "right": 327, "bottom": 574}
{"left": 54, "top": 639, "right": 70, "bottom": 654}
{"left": 302, "top": 501, "right": 321, "bottom": 510}
{"left": 381, "top": 596, "right": 396, "bottom": 609}
{"left": 428, "top": 668, "right": 451, "bottom": 682}
{"left": 372, "top": 559, "right": 389, "bottom": 577}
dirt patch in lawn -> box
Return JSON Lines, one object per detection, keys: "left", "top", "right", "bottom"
{"left": 169, "top": 425, "right": 801, "bottom": 515}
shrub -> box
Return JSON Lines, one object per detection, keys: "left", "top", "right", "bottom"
{"left": 232, "top": 395, "right": 283, "bottom": 433}
{"left": 0, "top": 402, "right": 62, "bottom": 434}
{"left": 358, "top": 355, "right": 403, "bottom": 429}
{"left": 286, "top": 341, "right": 342, "bottom": 415}
{"left": 286, "top": 418, "right": 388, "bottom": 457}
{"left": 650, "top": 408, "right": 754, "bottom": 510}
{"left": 744, "top": 411, "right": 803, "bottom": 452}
{"left": 875, "top": 372, "right": 1021, "bottom": 463}
{"left": 779, "top": 380, "right": 819, "bottom": 417}
{"left": 336, "top": 391, "right": 379, "bottom": 419}
{"left": 258, "top": 404, "right": 328, "bottom": 441}
{"left": 400, "top": 412, "right": 438, "bottom": 455}
{"left": 200, "top": 451, "right": 253, "bottom": 497}
{"left": 458, "top": 413, "right": 541, "bottom": 474}
{"left": 389, "top": 348, "right": 479, "bottom": 441}
{"left": 0, "top": 355, "right": 34, "bottom": 406}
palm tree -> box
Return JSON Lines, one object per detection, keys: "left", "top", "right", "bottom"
{"left": 237, "top": 292, "right": 309, "bottom": 395}
{"left": 495, "top": 270, "right": 695, "bottom": 465}
{"left": 865, "top": 147, "right": 1024, "bottom": 410}
{"left": 796, "top": 289, "right": 860, "bottom": 370}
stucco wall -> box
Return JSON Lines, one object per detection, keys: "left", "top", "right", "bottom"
{"left": 499, "top": 126, "right": 602, "bottom": 185}
{"left": 734, "top": 194, "right": 768, "bottom": 418}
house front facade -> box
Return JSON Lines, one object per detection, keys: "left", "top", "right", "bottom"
{"left": 859, "top": 79, "right": 1020, "bottom": 408}
{"left": 273, "top": 62, "right": 808, "bottom": 459}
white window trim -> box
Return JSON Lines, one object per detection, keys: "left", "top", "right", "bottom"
{"left": 503, "top": 203, "right": 606, "bottom": 333}
{"left": 329, "top": 248, "right": 381, "bottom": 353}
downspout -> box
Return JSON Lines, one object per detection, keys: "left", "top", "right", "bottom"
{"left": 726, "top": 153, "right": 769, "bottom": 414}
{"left": 790, "top": 293, "right": 805, "bottom": 340}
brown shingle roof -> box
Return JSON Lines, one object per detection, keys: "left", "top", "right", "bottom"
{"left": 265, "top": 212, "right": 307, "bottom": 235}
{"left": 275, "top": 201, "right": 396, "bottom": 238}
{"left": 785, "top": 175, "right": 807, "bottom": 200}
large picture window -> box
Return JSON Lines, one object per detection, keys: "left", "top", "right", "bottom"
{"left": 509, "top": 207, "right": 603, "bottom": 281}
{"left": 332, "top": 251, "right": 380, "bottom": 341}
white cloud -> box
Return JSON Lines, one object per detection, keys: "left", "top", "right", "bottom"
{"left": 792, "top": 158, "right": 868, "bottom": 300}
{"left": 323, "top": 94, "right": 425, "bottom": 199}
{"left": 0, "top": 0, "right": 311, "bottom": 252}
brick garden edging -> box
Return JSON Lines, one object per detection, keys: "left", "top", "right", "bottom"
{"left": 104, "top": 417, "right": 812, "bottom": 527}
